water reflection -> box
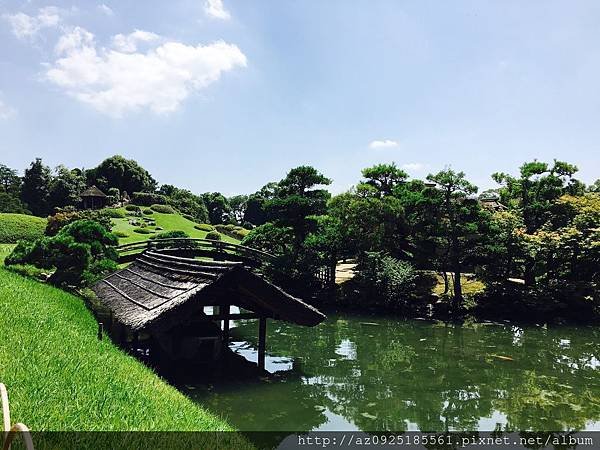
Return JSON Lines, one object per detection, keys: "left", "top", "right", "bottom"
{"left": 180, "top": 314, "right": 600, "bottom": 432}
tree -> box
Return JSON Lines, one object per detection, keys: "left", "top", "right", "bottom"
{"left": 493, "top": 159, "right": 580, "bottom": 285}
{"left": 359, "top": 163, "right": 408, "bottom": 198}
{"left": 589, "top": 179, "right": 600, "bottom": 193}
{"left": 228, "top": 194, "right": 248, "bottom": 224}
{"left": 328, "top": 189, "right": 408, "bottom": 258}
{"left": 243, "top": 182, "right": 279, "bottom": 226}
{"left": 202, "top": 192, "right": 231, "bottom": 224}
{"left": 48, "top": 165, "right": 86, "bottom": 210}
{"left": 266, "top": 166, "right": 331, "bottom": 244}
{"left": 426, "top": 169, "right": 480, "bottom": 306}
{"left": 21, "top": 158, "right": 52, "bottom": 216}
{"left": 0, "top": 192, "right": 29, "bottom": 214}
{"left": 0, "top": 164, "right": 21, "bottom": 195}
{"left": 86, "top": 155, "right": 156, "bottom": 194}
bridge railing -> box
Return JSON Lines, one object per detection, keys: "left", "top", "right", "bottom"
{"left": 116, "top": 238, "right": 276, "bottom": 265}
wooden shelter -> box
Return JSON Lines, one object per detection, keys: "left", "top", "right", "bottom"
{"left": 92, "top": 251, "right": 326, "bottom": 369}
{"left": 81, "top": 185, "right": 107, "bottom": 210}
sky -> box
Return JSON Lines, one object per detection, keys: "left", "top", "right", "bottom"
{"left": 0, "top": 0, "right": 599, "bottom": 195}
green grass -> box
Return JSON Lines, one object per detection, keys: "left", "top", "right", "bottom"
{"left": 0, "top": 213, "right": 47, "bottom": 243}
{"left": 433, "top": 273, "right": 486, "bottom": 297}
{"left": 0, "top": 244, "right": 16, "bottom": 263}
{"left": 109, "top": 207, "right": 239, "bottom": 245}
{"left": 0, "top": 268, "right": 240, "bottom": 432}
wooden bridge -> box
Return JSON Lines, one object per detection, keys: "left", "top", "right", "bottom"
{"left": 117, "top": 237, "right": 335, "bottom": 290}
{"left": 117, "top": 238, "right": 276, "bottom": 267}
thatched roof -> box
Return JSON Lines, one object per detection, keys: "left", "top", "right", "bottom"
{"left": 81, "top": 185, "right": 107, "bottom": 198}
{"left": 92, "top": 251, "right": 326, "bottom": 332}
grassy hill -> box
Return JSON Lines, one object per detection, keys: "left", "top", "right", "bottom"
{"left": 0, "top": 267, "right": 245, "bottom": 434}
{"left": 108, "top": 207, "right": 240, "bottom": 245}
{"left": 0, "top": 213, "right": 46, "bottom": 243}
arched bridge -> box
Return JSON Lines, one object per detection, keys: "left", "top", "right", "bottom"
{"left": 117, "top": 238, "right": 276, "bottom": 268}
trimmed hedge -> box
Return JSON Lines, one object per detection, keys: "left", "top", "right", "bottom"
{"left": 194, "top": 223, "right": 214, "bottom": 232}
{"left": 205, "top": 231, "right": 222, "bottom": 241}
{"left": 133, "top": 227, "right": 154, "bottom": 235}
{"left": 125, "top": 204, "right": 141, "bottom": 212}
{"left": 0, "top": 214, "right": 47, "bottom": 244}
{"left": 143, "top": 209, "right": 154, "bottom": 215}
{"left": 150, "top": 204, "right": 176, "bottom": 214}
{"left": 151, "top": 230, "right": 189, "bottom": 240}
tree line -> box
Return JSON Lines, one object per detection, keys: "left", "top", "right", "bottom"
{"left": 2, "top": 155, "right": 599, "bottom": 321}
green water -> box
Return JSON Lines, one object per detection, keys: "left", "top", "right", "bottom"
{"left": 182, "top": 313, "right": 600, "bottom": 432}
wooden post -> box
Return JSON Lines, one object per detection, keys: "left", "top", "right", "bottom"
{"left": 258, "top": 317, "right": 267, "bottom": 371}
{"left": 220, "top": 304, "right": 230, "bottom": 354}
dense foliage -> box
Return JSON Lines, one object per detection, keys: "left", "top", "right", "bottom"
{"left": 5, "top": 219, "right": 118, "bottom": 286}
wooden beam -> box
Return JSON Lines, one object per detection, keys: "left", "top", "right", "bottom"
{"left": 201, "top": 312, "right": 261, "bottom": 321}
{"left": 258, "top": 317, "right": 267, "bottom": 371}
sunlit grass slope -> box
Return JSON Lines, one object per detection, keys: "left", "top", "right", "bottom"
{"left": 0, "top": 267, "right": 237, "bottom": 432}
{"left": 109, "top": 207, "right": 239, "bottom": 245}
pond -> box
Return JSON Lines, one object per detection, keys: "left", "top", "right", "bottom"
{"left": 180, "top": 312, "right": 600, "bottom": 432}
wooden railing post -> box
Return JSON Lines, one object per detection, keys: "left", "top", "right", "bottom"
{"left": 258, "top": 317, "right": 267, "bottom": 371}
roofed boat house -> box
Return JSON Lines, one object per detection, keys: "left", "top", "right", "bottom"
{"left": 92, "top": 250, "right": 326, "bottom": 370}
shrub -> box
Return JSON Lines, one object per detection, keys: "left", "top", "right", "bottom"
{"left": 182, "top": 214, "right": 194, "bottom": 221}
{"left": 46, "top": 209, "right": 112, "bottom": 236}
{"left": 143, "top": 209, "right": 154, "bottom": 215}
{"left": 205, "top": 231, "right": 222, "bottom": 241}
{"left": 6, "top": 219, "right": 119, "bottom": 287}
{"left": 151, "top": 230, "right": 189, "bottom": 240}
{"left": 113, "top": 231, "right": 129, "bottom": 238}
{"left": 150, "top": 204, "right": 176, "bottom": 214}
{"left": 194, "top": 223, "right": 214, "bottom": 232}
{"left": 5, "top": 263, "right": 47, "bottom": 280}
{"left": 0, "top": 213, "right": 46, "bottom": 243}
{"left": 101, "top": 208, "right": 126, "bottom": 218}
{"left": 355, "top": 252, "right": 417, "bottom": 308}
{"left": 131, "top": 192, "right": 168, "bottom": 206}
{"left": 242, "top": 221, "right": 254, "bottom": 230}
{"left": 134, "top": 227, "right": 154, "bottom": 234}
{"left": 215, "top": 223, "right": 249, "bottom": 240}
{"left": 125, "top": 204, "right": 141, "bottom": 212}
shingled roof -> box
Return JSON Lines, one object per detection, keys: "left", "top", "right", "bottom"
{"left": 92, "top": 251, "right": 326, "bottom": 332}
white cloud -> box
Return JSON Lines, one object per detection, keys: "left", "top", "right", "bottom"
{"left": 112, "top": 30, "right": 159, "bottom": 53}
{"left": 204, "top": 0, "right": 231, "bottom": 20}
{"left": 98, "top": 4, "right": 114, "bottom": 16}
{"left": 0, "top": 98, "right": 16, "bottom": 119}
{"left": 45, "top": 27, "right": 247, "bottom": 117}
{"left": 2, "top": 6, "right": 62, "bottom": 40}
{"left": 369, "top": 139, "right": 399, "bottom": 149}
{"left": 401, "top": 163, "right": 425, "bottom": 171}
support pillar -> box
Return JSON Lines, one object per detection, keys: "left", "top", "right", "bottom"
{"left": 220, "top": 304, "right": 230, "bottom": 355}
{"left": 258, "top": 317, "right": 267, "bottom": 371}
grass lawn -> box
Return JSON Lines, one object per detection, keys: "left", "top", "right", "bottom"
{"left": 0, "top": 213, "right": 46, "bottom": 243}
{"left": 0, "top": 267, "right": 243, "bottom": 433}
{"left": 110, "top": 208, "right": 240, "bottom": 245}
{"left": 433, "top": 273, "right": 486, "bottom": 297}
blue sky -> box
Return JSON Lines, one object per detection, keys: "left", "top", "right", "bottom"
{"left": 1, "top": 0, "right": 599, "bottom": 195}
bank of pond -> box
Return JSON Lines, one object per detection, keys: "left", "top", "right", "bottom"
{"left": 1, "top": 264, "right": 599, "bottom": 441}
